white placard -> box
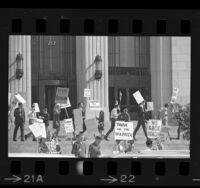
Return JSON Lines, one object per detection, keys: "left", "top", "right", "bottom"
{"left": 39, "top": 123, "right": 46, "bottom": 138}
{"left": 84, "top": 88, "right": 91, "bottom": 98}
{"left": 146, "top": 102, "right": 154, "bottom": 111}
{"left": 29, "top": 122, "right": 46, "bottom": 138}
{"left": 114, "top": 121, "right": 134, "bottom": 140}
{"left": 55, "top": 87, "right": 69, "bottom": 104}
{"left": 133, "top": 90, "right": 144, "bottom": 104}
{"left": 147, "top": 119, "right": 162, "bottom": 139}
{"left": 73, "top": 108, "right": 83, "bottom": 133}
{"left": 15, "top": 93, "right": 26, "bottom": 104}
{"left": 89, "top": 100, "right": 100, "bottom": 110}
{"left": 28, "top": 123, "right": 41, "bottom": 138}
{"left": 60, "top": 98, "right": 71, "bottom": 108}
{"left": 63, "top": 118, "right": 74, "bottom": 133}
{"left": 36, "top": 118, "right": 43, "bottom": 123}
{"left": 33, "top": 103, "right": 40, "bottom": 112}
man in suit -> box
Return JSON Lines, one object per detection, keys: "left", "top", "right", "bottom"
{"left": 13, "top": 102, "right": 25, "bottom": 141}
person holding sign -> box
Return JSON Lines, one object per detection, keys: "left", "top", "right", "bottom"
{"left": 52, "top": 103, "right": 61, "bottom": 139}
{"left": 104, "top": 103, "right": 121, "bottom": 141}
{"left": 13, "top": 103, "right": 25, "bottom": 141}
{"left": 133, "top": 101, "right": 149, "bottom": 141}
{"left": 25, "top": 104, "right": 38, "bottom": 141}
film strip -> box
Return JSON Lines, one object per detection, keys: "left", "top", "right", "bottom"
{"left": 0, "top": 8, "right": 199, "bottom": 186}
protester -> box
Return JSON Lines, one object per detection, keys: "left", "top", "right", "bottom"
{"left": 13, "top": 102, "right": 25, "bottom": 141}
{"left": 104, "top": 103, "right": 121, "bottom": 141}
{"left": 145, "top": 137, "right": 164, "bottom": 150}
{"left": 25, "top": 104, "right": 37, "bottom": 141}
{"left": 40, "top": 107, "right": 50, "bottom": 133}
{"left": 161, "top": 104, "right": 169, "bottom": 126}
{"left": 132, "top": 101, "right": 149, "bottom": 141}
{"left": 118, "top": 107, "right": 131, "bottom": 122}
{"left": 71, "top": 132, "right": 87, "bottom": 158}
{"left": 38, "top": 138, "right": 49, "bottom": 153}
{"left": 116, "top": 107, "right": 133, "bottom": 153}
{"left": 77, "top": 102, "right": 87, "bottom": 134}
{"left": 96, "top": 110, "right": 105, "bottom": 138}
{"left": 88, "top": 135, "right": 102, "bottom": 158}
{"left": 52, "top": 103, "right": 61, "bottom": 139}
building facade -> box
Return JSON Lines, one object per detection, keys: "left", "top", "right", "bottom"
{"left": 8, "top": 36, "right": 190, "bottom": 121}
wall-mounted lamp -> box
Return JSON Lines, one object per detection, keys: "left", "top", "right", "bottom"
{"left": 16, "top": 53, "right": 23, "bottom": 80}
{"left": 94, "top": 55, "right": 102, "bottom": 80}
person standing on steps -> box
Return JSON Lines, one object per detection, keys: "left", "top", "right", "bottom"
{"left": 132, "top": 100, "right": 149, "bottom": 141}
{"left": 104, "top": 102, "right": 121, "bottom": 141}
{"left": 13, "top": 102, "right": 25, "bottom": 141}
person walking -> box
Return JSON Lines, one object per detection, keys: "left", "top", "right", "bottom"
{"left": 25, "top": 104, "right": 37, "bottom": 141}
{"left": 104, "top": 103, "right": 121, "bottom": 141}
{"left": 52, "top": 103, "right": 61, "bottom": 139}
{"left": 13, "top": 102, "right": 25, "bottom": 141}
{"left": 132, "top": 101, "right": 149, "bottom": 141}
{"left": 96, "top": 110, "right": 105, "bottom": 138}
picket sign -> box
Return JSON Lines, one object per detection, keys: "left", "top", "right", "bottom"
{"left": 55, "top": 87, "right": 69, "bottom": 104}
{"left": 114, "top": 121, "right": 134, "bottom": 140}
{"left": 133, "top": 90, "right": 144, "bottom": 104}
{"left": 146, "top": 102, "right": 154, "bottom": 111}
{"left": 146, "top": 119, "right": 162, "bottom": 139}
{"left": 63, "top": 118, "right": 74, "bottom": 133}
{"left": 84, "top": 88, "right": 91, "bottom": 98}
{"left": 33, "top": 103, "right": 40, "bottom": 112}
{"left": 73, "top": 108, "right": 83, "bottom": 134}
{"left": 29, "top": 122, "right": 46, "bottom": 138}
{"left": 89, "top": 100, "right": 101, "bottom": 110}
{"left": 60, "top": 98, "right": 71, "bottom": 108}
{"left": 15, "top": 93, "right": 26, "bottom": 104}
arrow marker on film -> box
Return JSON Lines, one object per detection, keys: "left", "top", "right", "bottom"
{"left": 4, "top": 175, "right": 22, "bottom": 183}
{"left": 100, "top": 176, "right": 118, "bottom": 184}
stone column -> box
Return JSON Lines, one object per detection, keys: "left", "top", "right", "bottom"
{"left": 76, "top": 36, "right": 109, "bottom": 121}
{"left": 8, "top": 35, "right": 31, "bottom": 117}
{"left": 150, "top": 37, "right": 172, "bottom": 116}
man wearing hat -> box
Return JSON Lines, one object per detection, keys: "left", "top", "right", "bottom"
{"left": 13, "top": 102, "right": 25, "bottom": 141}
{"left": 88, "top": 135, "right": 102, "bottom": 158}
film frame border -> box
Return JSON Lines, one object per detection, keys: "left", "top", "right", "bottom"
{"left": 0, "top": 8, "right": 199, "bottom": 186}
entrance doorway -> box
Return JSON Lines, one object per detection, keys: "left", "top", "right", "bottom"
{"left": 45, "top": 84, "right": 66, "bottom": 120}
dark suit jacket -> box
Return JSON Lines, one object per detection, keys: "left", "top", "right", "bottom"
{"left": 14, "top": 107, "right": 25, "bottom": 124}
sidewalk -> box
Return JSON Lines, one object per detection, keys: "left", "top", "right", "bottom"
{"left": 8, "top": 120, "right": 190, "bottom": 158}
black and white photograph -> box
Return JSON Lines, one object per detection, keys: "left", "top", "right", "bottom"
{"left": 8, "top": 36, "right": 190, "bottom": 158}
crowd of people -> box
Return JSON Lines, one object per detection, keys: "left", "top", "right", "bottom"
{"left": 8, "top": 98, "right": 171, "bottom": 157}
